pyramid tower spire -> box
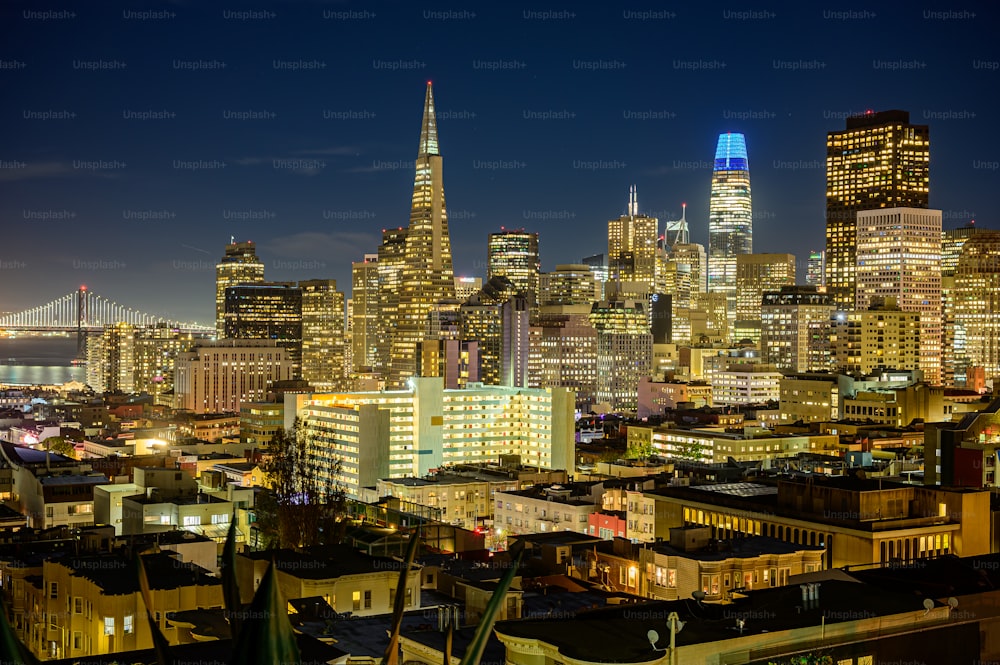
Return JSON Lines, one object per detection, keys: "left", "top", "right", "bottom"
{"left": 418, "top": 81, "right": 439, "bottom": 157}
{"left": 389, "top": 82, "right": 456, "bottom": 388}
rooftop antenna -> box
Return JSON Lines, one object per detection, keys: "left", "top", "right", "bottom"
{"left": 628, "top": 185, "right": 638, "bottom": 216}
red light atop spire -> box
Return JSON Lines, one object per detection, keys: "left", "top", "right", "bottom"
{"left": 427, "top": 80, "right": 433, "bottom": 85}
{"left": 865, "top": 109, "right": 874, "bottom": 115}
{"left": 80, "top": 285, "right": 87, "bottom": 291}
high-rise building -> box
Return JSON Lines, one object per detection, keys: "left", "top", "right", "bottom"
{"left": 459, "top": 277, "right": 518, "bottom": 386}
{"left": 215, "top": 240, "right": 265, "bottom": 339}
{"left": 419, "top": 338, "right": 479, "bottom": 389}
{"left": 487, "top": 230, "right": 540, "bottom": 310}
{"left": 528, "top": 307, "right": 598, "bottom": 411}
{"left": 671, "top": 242, "right": 707, "bottom": 295}
{"left": 87, "top": 323, "right": 210, "bottom": 399}
{"left": 953, "top": 231, "right": 1000, "bottom": 385}
{"left": 291, "top": 378, "right": 575, "bottom": 498}
{"left": 174, "top": 340, "right": 294, "bottom": 413}
{"left": 708, "top": 133, "right": 753, "bottom": 322}
{"left": 806, "top": 250, "right": 825, "bottom": 287}
{"left": 734, "top": 253, "right": 796, "bottom": 343}
{"left": 760, "top": 286, "right": 834, "bottom": 373}
{"left": 454, "top": 276, "right": 483, "bottom": 301}
{"left": 539, "top": 264, "right": 598, "bottom": 308}
{"left": 581, "top": 253, "right": 609, "bottom": 301}
{"left": 589, "top": 300, "right": 652, "bottom": 413}
{"left": 351, "top": 254, "right": 380, "bottom": 372}
{"left": 500, "top": 295, "right": 530, "bottom": 387}
{"left": 832, "top": 299, "right": 922, "bottom": 376}
{"left": 299, "top": 279, "right": 346, "bottom": 391}
{"left": 223, "top": 282, "right": 303, "bottom": 374}
{"left": 389, "top": 83, "right": 457, "bottom": 387}
{"left": 825, "top": 110, "right": 930, "bottom": 309}
{"left": 855, "top": 208, "right": 942, "bottom": 384}
{"left": 608, "top": 186, "right": 659, "bottom": 292}
{"left": 376, "top": 227, "right": 408, "bottom": 376}
{"left": 942, "top": 223, "right": 989, "bottom": 386}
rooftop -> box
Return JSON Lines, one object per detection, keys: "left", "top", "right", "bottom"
{"left": 58, "top": 552, "right": 219, "bottom": 595}
{"left": 495, "top": 580, "right": 934, "bottom": 662}
{"left": 241, "top": 545, "right": 410, "bottom": 579}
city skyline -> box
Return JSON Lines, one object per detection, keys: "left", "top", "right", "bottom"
{"left": 1, "top": 3, "right": 997, "bottom": 323}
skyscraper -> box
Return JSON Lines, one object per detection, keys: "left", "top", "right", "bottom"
{"left": 708, "top": 133, "right": 753, "bottom": 323}
{"left": 806, "top": 250, "right": 825, "bottom": 287}
{"left": 351, "top": 254, "right": 379, "bottom": 372}
{"left": 942, "top": 223, "right": 988, "bottom": 386}
{"left": 855, "top": 207, "right": 942, "bottom": 384}
{"left": 389, "top": 83, "right": 456, "bottom": 387}
{"left": 589, "top": 299, "right": 652, "bottom": 413}
{"left": 760, "top": 286, "right": 834, "bottom": 373}
{"left": 608, "top": 186, "right": 659, "bottom": 290}
{"left": 734, "top": 253, "right": 796, "bottom": 343}
{"left": 215, "top": 240, "right": 265, "bottom": 338}
{"left": 300, "top": 279, "right": 346, "bottom": 391}
{"left": 487, "top": 229, "right": 540, "bottom": 310}
{"left": 375, "top": 227, "right": 408, "bottom": 375}
{"left": 223, "top": 282, "right": 303, "bottom": 375}
{"left": 953, "top": 231, "right": 1000, "bottom": 386}
{"left": 824, "top": 110, "right": 930, "bottom": 309}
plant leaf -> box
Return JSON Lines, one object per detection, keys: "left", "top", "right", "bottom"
{"left": 458, "top": 549, "right": 523, "bottom": 665}
{"left": 135, "top": 554, "right": 174, "bottom": 665}
{"left": 380, "top": 533, "right": 420, "bottom": 665}
{"left": 0, "top": 587, "right": 40, "bottom": 665}
{"left": 231, "top": 560, "right": 301, "bottom": 665}
{"left": 221, "top": 511, "right": 242, "bottom": 637}
{"left": 443, "top": 621, "right": 453, "bottom": 665}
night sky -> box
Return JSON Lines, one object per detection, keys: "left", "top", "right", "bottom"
{"left": 1, "top": 1, "right": 997, "bottom": 324}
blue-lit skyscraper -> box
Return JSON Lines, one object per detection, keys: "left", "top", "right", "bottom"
{"left": 707, "top": 132, "right": 753, "bottom": 327}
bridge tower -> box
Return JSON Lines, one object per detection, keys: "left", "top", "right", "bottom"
{"left": 76, "top": 286, "right": 88, "bottom": 359}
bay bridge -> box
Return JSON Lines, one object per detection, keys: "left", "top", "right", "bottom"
{"left": 0, "top": 287, "right": 213, "bottom": 353}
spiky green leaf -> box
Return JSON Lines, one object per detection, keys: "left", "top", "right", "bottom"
{"left": 231, "top": 560, "right": 301, "bottom": 665}
{"left": 458, "top": 549, "right": 523, "bottom": 665}
{"left": 0, "top": 587, "right": 39, "bottom": 665}
{"left": 222, "top": 511, "right": 243, "bottom": 637}
{"left": 136, "top": 554, "right": 174, "bottom": 665}
{"left": 380, "top": 533, "right": 420, "bottom": 665}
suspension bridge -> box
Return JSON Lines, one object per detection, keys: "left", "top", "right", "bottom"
{"left": 0, "top": 287, "right": 213, "bottom": 353}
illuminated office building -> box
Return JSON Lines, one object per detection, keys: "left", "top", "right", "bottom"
{"left": 86, "top": 323, "right": 207, "bottom": 399}
{"left": 351, "top": 254, "right": 379, "bottom": 372}
{"left": 832, "top": 300, "right": 922, "bottom": 376}
{"left": 223, "top": 282, "right": 303, "bottom": 375}
{"left": 760, "top": 286, "right": 834, "bottom": 373}
{"left": 299, "top": 279, "right": 346, "bottom": 391}
{"left": 856, "top": 208, "right": 942, "bottom": 384}
{"left": 454, "top": 276, "right": 483, "bottom": 301}
{"left": 528, "top": 306, "right": 598, "bottom": 411}
{"left": 389, "top": 83, "right": 457, "bottom": 387}
{"left": 589, "top": 300, "right": 652, "bottom": 413}
{"left": 708, "top": 133, "right": 753, "bottom": 323}
{"left": 539, "top": 264, "right": 598, "bottom": 307}
{"left": 420, "top": 338, "right": 479, "bottom": 389}
{"left": 806, "top": 250, "right": 825, "bottom": 287}
{"left": 942, "top": 223, "right": 989, "bottom": 385}
{"left": 290, "top": 378, "right": 575, "bottom": 498}
{"left": 215, "top": 240, "right": 265, "bottom": 338}
{"left": 825, "top": 110, "right": 929, "bottom": 309}
{"left": 671, "top": 242, "right": 707, "bottom": 295}
{"left": 175, "top": 340, "right": 294, "bottom": 414}
{"left": 459, "top": 277, "right": 518, "bottom": 386}
{"left": 581, "top": 253, "right": 609, "bottom": 301}
{"left": 953, "top": 231, "right": 1000, "bottom": 384}
{"left": 608, "top": 186, "right": 659, "bottom": 291}
{"left": 488, "top": 229, "right": 540, "bottom": 310}
{"left": 376, "top": 228, "right": 408, "bottom": 376}
{"left": 501, "top": 295, "right": 530, "bottom": 387}
{"left": 734, "top": 253, "right": 796, "bottom": 343}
